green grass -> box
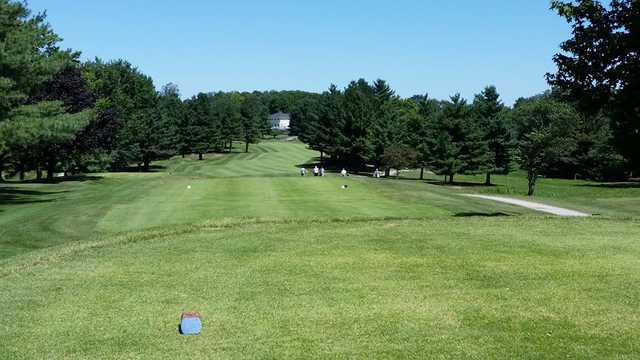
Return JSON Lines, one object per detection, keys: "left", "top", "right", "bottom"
{"left": 0, "top": 141, "right": 534, "bottom": 259}
{"left": 400, "top": 169, "right": 640, "bottom": 218}
{"left": 1, "top": 140, "right": 640, "bottom": 359}
{"left": 2, "top": 218, "right": 639, "bottom": 359}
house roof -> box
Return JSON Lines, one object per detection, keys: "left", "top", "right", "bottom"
{"left": 271, "top": 112, "right": 291, "bottom": 121}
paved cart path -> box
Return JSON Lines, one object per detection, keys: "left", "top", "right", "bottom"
{"left": 464, "top": 194, "right": 591, "bottom": 217}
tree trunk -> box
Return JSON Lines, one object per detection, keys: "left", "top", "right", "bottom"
{"left": 37, "top": 167, "right": 43, "bottom": 180}
{"left": 485, "top": 172, "right": 491, "bottom": 186}
{"left": 527, "top": 171, "right": 537, "bottom": 196}
{"left": 181, "top": 153, "right": 185, "bottom": 159}
{"left": 449, "top": 174, "right": 454, "bottom": 184}
{"left": 0, "top": 159, "right": 5, "bottom": 182}
{"left": 320, "top": 151, "right": 324, "bottom": 166}
{"left": 385, "top": 168, "right": 391, "bottom": 177}
{"left": 198, "top": 153, "right": 203, "bottom": 161}
{"left": 143, "top": 158, "right": 151, "bottom": 172}
{"left": 47, "top": 154, "right": 56, "bottom": 181}
{"left": 245, "top": 141, "right": 249, "bottom": 153}
{"left": 19, "top": 164, "right": 25, "bottom": 181}
{"left": 420, "top": 167, "right": 424, "bottom": 180}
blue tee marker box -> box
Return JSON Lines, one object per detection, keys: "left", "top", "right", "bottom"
{"left": 180, "top": 312, "right": 202, "bottom": 335}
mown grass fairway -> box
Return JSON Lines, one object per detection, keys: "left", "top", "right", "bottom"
{"left": 1, "top": 140, "right": 640, "bottom": 359}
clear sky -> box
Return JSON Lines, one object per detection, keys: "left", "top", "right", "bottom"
{"left": 28, "top": 0, "right": 570, "bottom": 105}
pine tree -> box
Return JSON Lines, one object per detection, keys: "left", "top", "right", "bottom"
{"left": 240, "top": 94, "right": 268, "bottom": 153}
{"left": 427, "top": 94, "right": 488, "bottom": 183}
{"left": 185, "top": 93, "right": 219, "bottom": 160}
{"left": 472, "top": 86, "right": 514, "bottom": 185}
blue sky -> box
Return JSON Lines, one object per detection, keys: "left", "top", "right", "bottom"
{"left": 29, "top": 0, "right": 570, "bottom": 105}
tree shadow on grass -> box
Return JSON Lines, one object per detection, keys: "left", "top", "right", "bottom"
{"left": 425, "top": 180, "right": 497, "bottom": 187}
{"left": 20, "top": 175, "right": 104, "bottom": 184}
{"left": 111, "top": 165, "right": 166, "bottom": 173}
{"left": 0, "top": 187, "right": 67, "bottom": 206}
{"left": 577, "top": 182, "right": 640, "bottom": 189}
{"left": 454, "top": 212, "right": 512, "bottom": 218}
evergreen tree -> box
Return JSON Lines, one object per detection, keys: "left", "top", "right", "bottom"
{"left": 184, "top": 93, "right": 219, "bottom": 160}
{"left": 240, "top": 94, "right": 268, "bottom": 153}
{"left": 214, "top": 92, "right": 243, "bottom": 152}
{"left": 472, "top": 86, "right": 513, "bottom": 185}
{"left": 407, "top": 95, "right": 440, "bottom": 179}
{"left": 0, "top": 0, "right": 77, "bottom": 179}
{"left": 0, "top": 0, "right": 78, "bottom": 119}
{"left": 341, "top": 79, "right": 376, "bottom": 167}
{"left": 156, "top": 83, "right": 184, "bottom": 156}
{"left": 427, "top": 94, "right": 488, "bottom": 183}
{"left": 3, "top": 102, "right": 93, "bottom": 180}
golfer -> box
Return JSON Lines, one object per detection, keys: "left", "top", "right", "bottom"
{"left": 341, "top": 168, "right": 348, "bottom": 177}
{"left": 313, "top": 166, "right": 319, "bottom": 176}
{"left": 300, "top": 167, "right": 307, "bottom": 176}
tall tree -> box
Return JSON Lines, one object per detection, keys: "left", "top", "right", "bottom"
{"left": 427, "top": 94, "right": 488, "bottom": 183}
{"left": 407, "top": 95, "right": 440, "bottom": 180}
{"left": 3, "top": 102, "right": 93, "bottom": 180}
{"left": 0, "top": 0, "right": 78, "bottom": 119}
{"left": 83, "top": 59, "right": 159, "bottom": 170}
{"left": 240, "top": 94, "right": 268, "bottom": 153}
{"left": 472, "top": 86, "right": 514, "bottom": 185}
{"left": 214, "top": 92, "right": 243, "bottom": 152}
{"left": 548, "top": 0, "right": 640, "bottom": 172}
{"left": 0, "top": 0, "right": 77, "bottom": 179}
{"left": 184, "top": 93, "right": 219, "bottom": 160}
{"left": 341, "top": 79, "right": 376, "bottom": 167}
{"left": 156, "top": 83, "right": 184, "bottom": 156}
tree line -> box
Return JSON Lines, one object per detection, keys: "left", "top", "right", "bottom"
{"left": 292, "top": 80, "right": 626, "bottom": 195}
{"left": 1, "top": 0, "right": 637, "bottom": 196}
{"left": 0, "top": 0, "right": 321, "bottom": 179}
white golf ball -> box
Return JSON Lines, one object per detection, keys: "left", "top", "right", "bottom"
{"left": 187, "top": 185, "right": 192, "bottom": 190}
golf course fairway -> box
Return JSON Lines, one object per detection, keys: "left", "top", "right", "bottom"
{"left": 1, "top": 140, "right": 639, "bottom": 359}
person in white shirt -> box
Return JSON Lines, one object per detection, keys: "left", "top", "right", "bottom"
{"left": 341, "top": 168, "right": 348, "bottom": 177}
{"left": 300, "top": 167, "right": 307, "bottom": 176}
{"left": 313, "top": 166, "right": 319, "bottom": 176}
{"left": 320, "top": 167, "right": 326, "bottom": 177}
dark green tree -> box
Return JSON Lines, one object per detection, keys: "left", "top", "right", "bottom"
{"left": 0, "top": 0, "right": 78, "bottom": 119}
{"left": 4, "top": 102, "right": 93, "bottom": 180}
{"left": 472, "top": 86, "right": 514, "bottom": 185}
{"left": 511, "top": 97, "right": 579, "bottom": 195}
{"left": 184, "top": 93, "right": 219, "bottom": 160}
{"left": 83, "top": 59, "right": 159, "bottom": 170}
{"left": 240, "top": 94, "right": 268, "bottom": 153}
{"left": 548, "top": 0, "right": 640, "bottom": 172}
{"left": 427, "top": 94, "right": 488, "bottom": 183}
{"left": 156, "top": 83, "right": 184, "bottom": 156}
{"left": 0, "top": 0, "right": 77, "bottom": 179}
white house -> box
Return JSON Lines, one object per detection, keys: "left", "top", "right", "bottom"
{"left": 270, "top": 112, "right": 291, "bottom": 130}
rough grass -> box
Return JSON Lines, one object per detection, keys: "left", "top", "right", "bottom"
{"left": 400, "top": 169, "right": 640, "bottom": 217}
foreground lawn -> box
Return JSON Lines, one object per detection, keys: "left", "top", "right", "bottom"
{"left": 1, "top": 217, "right": 639, "bottom": 359}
